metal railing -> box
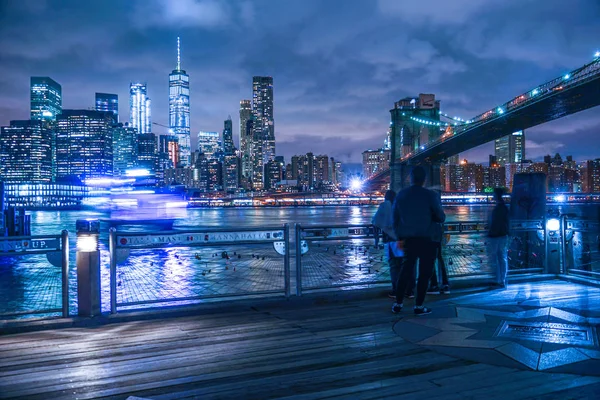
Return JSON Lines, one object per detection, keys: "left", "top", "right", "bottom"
{"left": 0, "top": 231, "right": 69, "bottom": 319}
{"left": 108, "top": 225, "right": 290, "bottom": 313}
{"left": 564, "top": 217, "right": 600, "bottom": 280}
{"left": 295, "top": 220, "right": 545, "bottom": 295}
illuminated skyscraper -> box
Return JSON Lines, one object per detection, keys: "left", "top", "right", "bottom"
{"left": 197, "top": 131, "right": 220, "bottom": 160}
{"left": 0, "top": 120, "right": 52, "bottom": 182}
{"left": 112, "top": 123, "right": 137, "bottom": 177}
{"left": 239, "top": 100, "right": 252, "bottom": 180}
{"left": 95, "top": 93, "right": 118, "bottom": 124}
{"left": 55, "top": 110, "right": 113, "bottom": 180}
{"left": 169, "top": 37, "right": 191, "bottom": 167}
{"left": 252, "top": 76, "right": 275, "bottom": 190}
{"left": 495, "top": 130, "right": 525, "bottom": 166}
{"left": 30, "top": 77, "right": 62, "bottom": 121}
{"left": 130, "top": 83, "right": 151, "bottom": 135}
{"left": 223, "top": 116, "right": 234, "bottom": 155}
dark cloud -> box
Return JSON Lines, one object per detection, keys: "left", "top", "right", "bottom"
{"left": 0, "top": 0, "right": 599, "bottom": 163}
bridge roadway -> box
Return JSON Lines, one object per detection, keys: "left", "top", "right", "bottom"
{"left": 401, "top": 60, "right": 600, "bottom": 165}
{"left": 1, "top": 280, "right": 600, "bottom": 399}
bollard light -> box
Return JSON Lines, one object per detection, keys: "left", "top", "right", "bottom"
{"left": 546, "top": 218, "right": 560, "bottom": 232}
{"left": 76, "top": 219, "right": 100, "bottom": 252}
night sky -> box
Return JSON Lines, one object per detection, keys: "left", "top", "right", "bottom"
{"left": 1, "top": 0, "right": 599, "bottom": 165}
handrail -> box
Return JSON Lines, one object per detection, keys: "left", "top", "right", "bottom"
{"left": 0, "top": 230, "right": 69, "bottom": 319}
{"left": 109, "top": 225, "right": 291, "bottom": 314}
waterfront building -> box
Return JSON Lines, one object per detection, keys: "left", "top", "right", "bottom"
{"left": 251, "top": 76, "right": 275, "bottom": 189}
{"left": 164, "top": 167, "right": 195, "bottom": 187}
{"left": 223, "top": 155, "right": 240, "bottom": 193}
{"left": 95, "top": 93, "right": 118, "bottom": 124}
{"left": 484, "top": 164, "right": 506, "bottom": 190}
{"left": 495, "top": 130, "right": 525, "bottom": 166}
{"left": 0, "top": 120, "right": 52, "bottom": 182}
{"left": 223, "top": 116, "right": 235, "bottom": 155}
{"left": 137, "top": 133, "right": 157, "bottom": 174}
{"left": 30, "top": 77, "right": 62, "bottom": 122}
{"left": 334, "top": 161, "right": 343, "bottom": 188}
{"left": 130, "top": 83, "right": 151, "bottom": 135}
{"left": 581, "top": 160, "right": 600, "bottom": 192}
{"left": 362, "top": 149, "right": 391, "bottom": 179}
{"left": 444, "top": 159, "right": 484, "bottom": 192}
{"left": 314, "top": 155, "right": 333, "bottom": 190}
{"left": 55, "top": 110, "right": 113, "bottom": 180}
{"left": 158, "top": 135, "right": 179, "bottom": 170}
{"left": 264, "top": 159, "right": 283, "bottom": 190}
{"left": 197, "top": 131, "right": 220, "bottom": 160}
{"left": 291, "top": 153, "right": 314, "bottom": 191}
{"left": 239, "top": 100, "right": 253, "bottom": 181}
{"left": 169, "top": 37, "right": 191, "bottom": 167}
{"left": 112, "top": 122, "right": 138, "bottom": 177}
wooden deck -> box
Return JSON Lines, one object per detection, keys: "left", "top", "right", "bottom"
{"left": 1, "top": 281, "right": 600, "bottom": 399}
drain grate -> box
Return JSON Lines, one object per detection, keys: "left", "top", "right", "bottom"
{"left": 495, "top": 321, "right": 598, "bottom": 347}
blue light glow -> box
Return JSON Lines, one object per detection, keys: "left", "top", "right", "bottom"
{"left": 546, "top": 218, "right": 560, "bottom": 231}
{"left": 532, "top": 89, "right": 539, "bottom": 95}
{"left": 553, "top": 194, "right": 566, "bottom": 203}
{"left": 497, "top": 107, "right": 504, "bottom": 114}
{"left": 564, "top": 74, "right": 570, "bottom": 80}
{"left": 595, "top": 51, "right": 600, "bottom": 58}
{"left": 350, "top": 178, "right": 363, "bottom": 192}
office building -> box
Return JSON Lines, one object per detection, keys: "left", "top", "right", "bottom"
{"left": 582, "top": 160, "right": 600, "bottom": 193}
{"left": 251, "top": 76, "right": 275, "bottom": 189}
{"left": 130, "top": 83, "right": 151, "bottom": 135}
{"left": 137, "top": 133, "right": 157, "bottom": 174}
{"left": 239, "top": 100, "right": 252, "bottom": 180}
{"left": 444, "top": 159, "right": 484, "bottom": 192}
{"left": 223, "top": 116, "right": 234, "bottom": 155}
{"left": 0, "top": 120, "right": 52, "bottom": 182}
{"left": 495, "top": 130, "right": 525, "bottom": 166}
{"left": 30, "top": 77, "right": 62, "bottom": 122}
{"left": 291, "top": 153, "right": 315, "bottom": 190}
{"left": 197, "top": 131, "right": 220, "bottom": 160}
{"left": 95, "top": 93, "right": 118, "bottom": 124}
{"left": 55, "top": 110, "right": 113, "bottom": 180}
{"left": 169, "top": 37, "right": 191, "bottom": 166}
{"left": 264, "top": 159, "right": 283, "bottom": 190}
{"left": 112, "top": 123, "right": 138, "bottom": 177}
{"left": 362, "top": 149, "right": 391, "bottom": 179}
{"left": 159, "top": 135, "right": 179, "bottom": 170}
{"left": 223, "top": 155, "right": 240, "bottom": 193}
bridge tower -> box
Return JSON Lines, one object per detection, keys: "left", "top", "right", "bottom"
{"left": 390, "top": 94, "right": 442, "bottom": 191}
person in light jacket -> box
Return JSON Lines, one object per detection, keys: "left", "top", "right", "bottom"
{"left": 372, "top": 190, "right": 400, "bottom": 298}
{"left": 488, "top": 187, "right": 510, "bottom": 288}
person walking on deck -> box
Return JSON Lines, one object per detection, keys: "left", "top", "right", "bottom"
{"left": 488, "top": 187, "right": 510, "bottom": 288}
{"left": 391, "top": 166, "right": 445, "bottom": 316}
{"left": 372, "top": 190, "right": 400, "bottom": 299}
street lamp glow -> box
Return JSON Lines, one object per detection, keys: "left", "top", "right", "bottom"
{"left": 350, "top": 178, "right": 363, "bottom": 192}
{"left": 553, "top": 194, "right": 566, "bottom": 203}
{"left": 546, "top": 218, "right": 560, "bottom": 232}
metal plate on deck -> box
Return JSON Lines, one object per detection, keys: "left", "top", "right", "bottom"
{"left": 495, "top": 321, "right": 597, "bottom": 346}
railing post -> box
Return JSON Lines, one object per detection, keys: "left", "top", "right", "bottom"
{"left": 295, "top": 223, "right": 302, "bottom": 296}
{"left": 283, "top": 224, "right": 291, "bottom": 298}
{"left": 61, "top": 230, "right": 69, "bottom": 318}
{"left": 76, "top": 219, "right": 101, "bottom": 317}
{"left": 109, "top": 227, "right": 117, "bottom": 314}
{"left": 560, "top": 214, "right": 567, "bottom": 275}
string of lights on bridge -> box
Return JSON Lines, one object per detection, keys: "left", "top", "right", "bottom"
{"left": 409, "top": 51, "right": 600, "bottom": 134}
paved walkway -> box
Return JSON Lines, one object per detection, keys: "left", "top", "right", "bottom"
{"left": 1, "top": 280, "right": 599, "bottom": 399}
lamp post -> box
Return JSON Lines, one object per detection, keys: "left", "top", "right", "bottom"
{"left": 76, "top": 219, "right": 101, "bottom": 317}
{"left": 545, "top": 217, "right": 563, "bottom": 275}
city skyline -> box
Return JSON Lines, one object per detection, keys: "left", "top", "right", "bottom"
{"left": 1, "top": 1, "right": 599, "bottom": 164}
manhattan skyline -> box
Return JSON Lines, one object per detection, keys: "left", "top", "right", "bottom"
{"left": 1, "top": 0, "right": 599, "bottom": 164}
